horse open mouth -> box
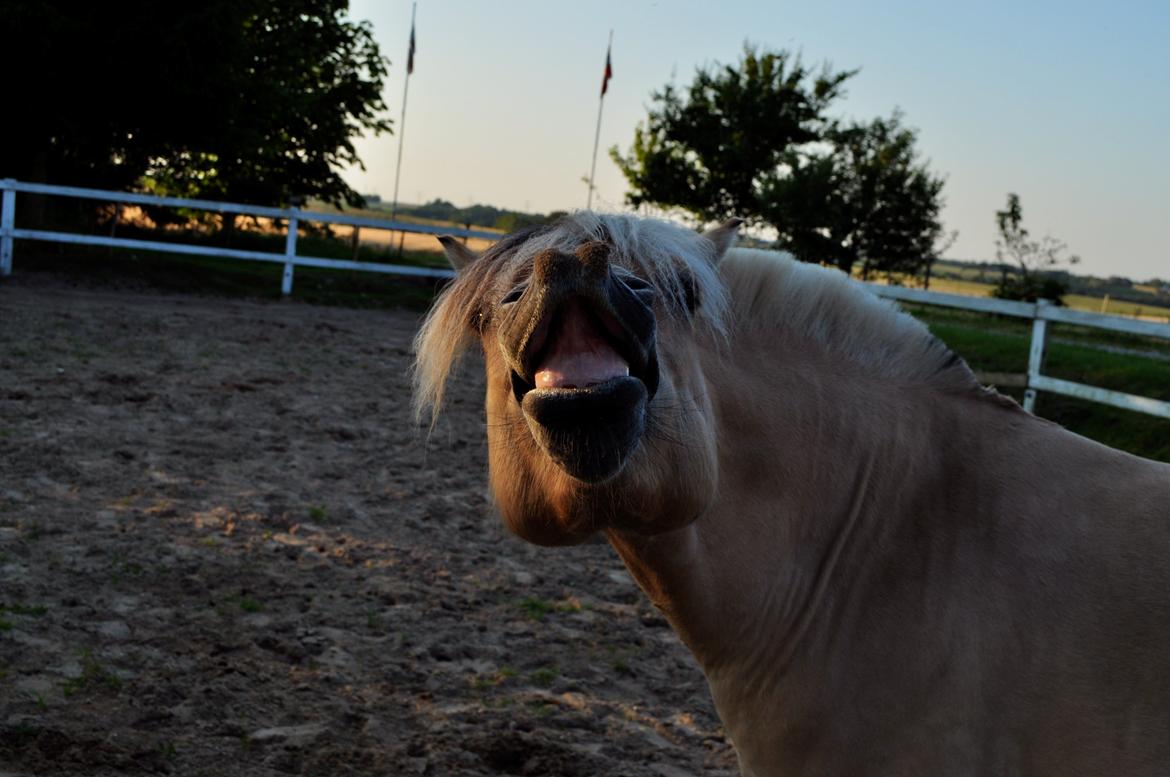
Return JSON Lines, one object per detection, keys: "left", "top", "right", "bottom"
{"left": 510, "top": 296, "right": 656, "bottom": 484}
{"left": 509, "top": 297, "right": 653, "bottom": 398}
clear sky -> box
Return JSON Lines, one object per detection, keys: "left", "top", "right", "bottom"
{"left": 342, "top": 0, "right": 1170, "bottom": 281}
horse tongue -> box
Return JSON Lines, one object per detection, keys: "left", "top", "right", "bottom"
{"left": 534, "top": 301, "right": 629, "bottom": 389}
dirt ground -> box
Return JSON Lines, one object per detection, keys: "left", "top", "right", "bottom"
{"left": 0, "top": 273, "right": 738, "bottom": 776}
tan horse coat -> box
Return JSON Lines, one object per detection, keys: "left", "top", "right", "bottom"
{"left": 416, "top": 215, "right": 1170, "bottom": 776}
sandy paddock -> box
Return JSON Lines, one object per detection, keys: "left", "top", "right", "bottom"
{"left": 0, "top": 274, "right": 736, "bottom": 776}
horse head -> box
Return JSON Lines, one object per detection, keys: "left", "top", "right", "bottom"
{"left": 415, "top": 215, "right": 741, "bottom": 546}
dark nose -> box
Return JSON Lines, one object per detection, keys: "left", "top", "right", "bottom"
{"left": 575, "top": 241, "right": 613, "bottom": 282}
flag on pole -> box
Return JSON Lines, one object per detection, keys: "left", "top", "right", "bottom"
{"left": 407, "top": 18, "right": 416, "bottom": 74}
{"left": 600, "top": 42, "right": 612, "bottom": 97}
{"left": 588, "top": 32, "right": 613, "bottom": 209}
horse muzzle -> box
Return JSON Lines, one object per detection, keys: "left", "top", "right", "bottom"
{"left": 495, "top": 241, "right": 659, "bottom": 483}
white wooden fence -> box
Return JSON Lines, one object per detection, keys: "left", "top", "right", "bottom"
{"left": 2, "top": 178, "right": 1168, "bottom": 420}
{"left": 865, "top": 284, "right": 1170, "bottom": 418}
{"left": 0, "top": 178, "right": 471, "bottom": 294}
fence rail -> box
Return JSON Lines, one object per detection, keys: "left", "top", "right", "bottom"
{"left": 864, "top": 284, "right": 1170, "bottom": 419}
{"left": 3, "top": 178, "right": 1168, "bottom": 421}
{"left": 0, "top": 178, "right": 474, "bottom": 291}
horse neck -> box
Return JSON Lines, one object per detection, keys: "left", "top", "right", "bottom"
{"left": 607, "top": 326, "right": 1008, "bottom": 674}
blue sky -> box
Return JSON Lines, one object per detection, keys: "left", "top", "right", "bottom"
{"left": 342, "top": 0, "right": 1170, "bottom": 280}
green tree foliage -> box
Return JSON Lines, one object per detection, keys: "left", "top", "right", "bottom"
{"left": 762, "top": 113, "right": 950, "bottom": 277}
{"left": 991, "top": 193, "right": 1080, "bottom": 304}
{"left": 610, "top": 46, "right": 854, "bottom": 224}
{"left": 1, "top": 1, "right": 389, "bottom": 208}
{"left": 612, "top": 46, "right": 952, "bottom": 280}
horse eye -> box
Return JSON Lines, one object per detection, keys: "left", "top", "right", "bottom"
{"left": 619, "top": 274, "right": 657, "bottom": 307}
{"left": 500, "top": 286, "right": 524, "bottom": 305}
{"left": 682, "top": 276, "right": 700, "bottom": 313}
{"left": 471, "top": 309, "right": 489, "bottom": 333}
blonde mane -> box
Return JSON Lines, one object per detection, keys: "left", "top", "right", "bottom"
{"left": 413, "top": 213, "right": 984, "bottom": 421}
{"left": 720, "top": 247, "right": 981, "bottom": 393}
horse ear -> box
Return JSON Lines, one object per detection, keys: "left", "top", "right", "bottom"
{"left": 437, "top": 236, "right": 479, "bottom": 271}
{"left": 702, "top": 218, "right": 744, "bottom": 263}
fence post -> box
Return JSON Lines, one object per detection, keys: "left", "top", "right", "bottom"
{"left": 282, "top": 210, "right": 298, "bottom": 295}
{"left": 1, "top": 180, "right": 15, "bottom": 277}
{"left": 1024, "top": 299, "right": 1051, "bottom": 413}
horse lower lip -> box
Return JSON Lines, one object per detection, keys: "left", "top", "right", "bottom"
{"left": 531, "top": 377, "right": 629, "bottom": 394}
{"left": 514, "top": 373, "right": 639, "bottom": 398}
{"left": 519, "top": 375, "right": 649, "bottom": 483}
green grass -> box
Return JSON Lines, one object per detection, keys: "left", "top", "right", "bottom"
{"left": 516, "top": 596, "right": 583, "bottom": 622}
{"left": 1, "top": 603, "right": 48, "bottom": 617}
{"left": 517, "top": 597, "right": 553, "bottom": 621}
{"left": 238, "top": 597, "right": 263, "bottom": 614}
{"left": 61, "top": 648, "right": 122, "bottom": 697}
{"left": 530, "top": 667, "right": 558, "bottom": 687}
{"left": 906, "top": 305, "right": 1170, "bottom": 462}
{"left": 470, "top": 666, "right": 518, "bottom": 691}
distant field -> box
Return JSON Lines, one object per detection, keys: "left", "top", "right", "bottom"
{"left": 919, "top": 277, "right": 998, "bottom": 298}
{"left": 294, "top": 202, "right": 501, "bottom": 255}
{"left": 1062, "top": 293, "right": 1170, "bottom": 319}
{"left": 917, "top": 276, "right": 1170, "bottom": 321}
{"left": 305, "top": 200, "right": 508, "bottom": 232}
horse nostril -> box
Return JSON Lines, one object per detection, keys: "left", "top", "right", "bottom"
{"left": 576, "top": 241, "right": 612, "bottom": 282}
{"left": 533, "top": 249, "right": 578, "bottom": 285}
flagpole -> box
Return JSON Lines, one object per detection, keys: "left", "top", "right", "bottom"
{"left": 390, "top": 1, "right": 416, "bottom": 228}
{"left": 586, "top": 29, "right": 613, "bottom": 211}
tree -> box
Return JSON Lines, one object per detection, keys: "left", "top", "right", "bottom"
{"left": 611, "top": 47, "right": 952, "bottom": 281}
{"left": 991, "top": 194, "right": 1080, "bottom": 303}
{"left": 761, "top": 113, "right": 952, "bottom": 279}
{"left": 1, "top": 1, "right": 390, "bottom": 209}
{"left": 610, "top": 46, "right": 855, "bottom": 225}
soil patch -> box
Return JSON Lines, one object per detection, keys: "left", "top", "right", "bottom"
{"left": 0, "top": 276, "right": 736, "bottom": 775}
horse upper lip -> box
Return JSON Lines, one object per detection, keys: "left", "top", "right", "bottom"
{"left": 516, "top": 300, "right": 650, "bottom": 389}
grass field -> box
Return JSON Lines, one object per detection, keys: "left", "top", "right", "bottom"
{"left": 921, "top": 276, "right": 1170, "bottom": 320}
{"left": 906, "top": 305, "right": 1170, "bottom": 462}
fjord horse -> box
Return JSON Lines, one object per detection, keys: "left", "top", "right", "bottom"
{"left": 414, "top": 213, "right": 1170, "bottom": 776}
